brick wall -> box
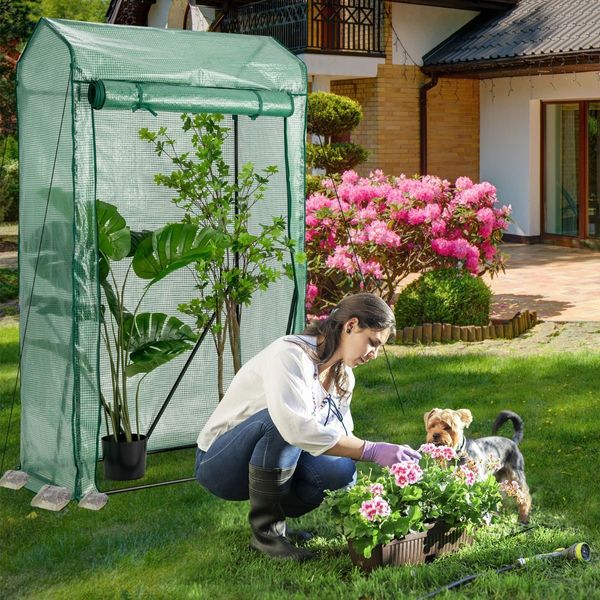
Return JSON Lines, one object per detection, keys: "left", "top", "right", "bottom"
{"left": 329, "top": 3, "right": 479, "bottom": 181}
{"left": 427, "top": 77, "right": 480, "bottom": 182}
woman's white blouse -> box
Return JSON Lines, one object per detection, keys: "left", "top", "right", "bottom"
{"left": 197, "top": 335, "right": 355, "bottom": 455}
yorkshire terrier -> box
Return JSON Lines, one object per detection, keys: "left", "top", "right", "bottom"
{"left": 423, "top": 408, "right": 531, "bottom": 523}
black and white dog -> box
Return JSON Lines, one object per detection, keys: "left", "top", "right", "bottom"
{"left": 424, "top": 408, "right": 531, "bottom": 522}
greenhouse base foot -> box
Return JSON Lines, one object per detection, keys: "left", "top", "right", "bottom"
{"left": 31, "top": 484, "right": 72, "bottom": 511}
{"left": 78, "top": 491, "right": 109, "bottom": 511}
{"left": 0, "top": 470, "right": 29, "bottom": 490}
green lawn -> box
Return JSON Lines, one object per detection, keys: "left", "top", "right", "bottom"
{"left": 1, "top": 322, "right": 598, "bottom": 599}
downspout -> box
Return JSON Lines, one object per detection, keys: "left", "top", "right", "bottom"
{"left": 419, "top": 75, "right": 438, "bottom": 175}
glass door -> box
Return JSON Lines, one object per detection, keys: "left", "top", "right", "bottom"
{"left": 543, "top": 103, "right": 580, "bottom": 237}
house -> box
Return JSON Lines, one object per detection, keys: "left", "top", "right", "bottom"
{"left": 107, "top": 0, "right": 600, "bottom": 247}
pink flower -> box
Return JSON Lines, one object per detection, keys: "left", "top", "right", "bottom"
{"left": 369, "top": 483, "right": 385, "bottom": 496}
{"left": 341, "top": 170, "right": 360, "bottom": 185}
{"left": 431, "top": 238, "right": 452, "bottom": 257}
{"left": 305, "top": 283, "right": 318, "bottom": 310}
{"left": 431, "top": 219, "right": 447, "bottom": 236}
{"left": 420, "top": 444, "right": 457, "bottom": 461}
{"left": 407, "top": 208, "right": 427, "bottom": 225}
{"left": 359, "top": 496, "right": 391, "bottom": 521}
{"left": 456, "top": 465, "right": 477, "bottom": 486}
{"left": 390, "top": 461, "right": 423, "bottom": 487}
{"left": 455, "top": 176, "right": 473, "bottom": 190}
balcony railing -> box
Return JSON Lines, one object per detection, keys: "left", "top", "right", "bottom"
{"left": 221, "top": 0, "right": 385, "bottom": 56}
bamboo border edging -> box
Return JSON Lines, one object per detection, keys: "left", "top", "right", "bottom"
{"left": 395, "top": 310, "right": 539, "bottom": 345}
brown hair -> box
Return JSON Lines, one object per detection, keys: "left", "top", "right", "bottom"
{"left": 300, "top": 293, "right": 396, "bottom": 397}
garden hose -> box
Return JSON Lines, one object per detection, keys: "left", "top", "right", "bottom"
{"left": 418, "top": 542, "right": 591, "bottom": 598}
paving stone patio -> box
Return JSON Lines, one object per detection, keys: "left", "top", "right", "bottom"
{"left": 485, "top": 243, "right": 600, "bottom": 322}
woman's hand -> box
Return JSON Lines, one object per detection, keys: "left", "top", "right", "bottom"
{"left": 360, "top": 441, "right": 421, "bottom": 467}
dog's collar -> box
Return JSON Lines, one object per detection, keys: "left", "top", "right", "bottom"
{"left": 455, "top": 436, "right": 466, "bottom": 454}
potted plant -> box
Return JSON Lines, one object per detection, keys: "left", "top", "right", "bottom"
{"left": 97, "top": 200, "right": 221, "bottom": 480}
{"left": 325, "top": 444, "right": 503, "bottom": 571}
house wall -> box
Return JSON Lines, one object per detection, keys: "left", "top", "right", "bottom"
{"left": 391, "top": 3, "right": 478, "bottom": 66}
{"left": 480, "top": 71, "right": 600, "bottom": 238}
{"left": 427, "top": 78, "right": 480, "bottom": 182}
{"left": 329, "top": 3, "right": 480, "bottom": 178}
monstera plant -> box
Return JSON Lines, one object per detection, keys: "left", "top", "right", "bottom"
{"left": 97, "top": 200, "right": 221, "bottom": 479}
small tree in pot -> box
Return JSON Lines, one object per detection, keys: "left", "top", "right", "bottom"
{"left": 140, "top": 114, "right": 295, "bottom": 400}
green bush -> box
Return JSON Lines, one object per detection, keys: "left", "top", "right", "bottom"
{"left": 0, "top": 268, "right": 18, "bottom": 303}
{"left": 306, "top": 142, "right": 369, "bottom": 175}
{"left": 0, "top": 159, "right": 19, "bottom": 223}
{"left": 307, "top": 91, "right": 363, "bottom": 138}
{"left": 394, "top": 268, "right": 492, "bottom": 328}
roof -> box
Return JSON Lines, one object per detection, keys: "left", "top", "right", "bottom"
{"left": 423, "top": 0, "right": 600, "bottom": 73}
{"left": 21, "top": 18, "right": 306, "bottom": 95}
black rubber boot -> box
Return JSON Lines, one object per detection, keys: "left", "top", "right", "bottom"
{"left": 248, "top": 464, "right": 314, "bottom": 561}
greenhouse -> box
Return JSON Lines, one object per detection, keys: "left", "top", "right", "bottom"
{"left": 16, "top": 18, "right": 307, "bottom": 501}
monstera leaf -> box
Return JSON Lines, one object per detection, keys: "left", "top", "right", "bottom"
{"left": 132, "top": 223, "right": 223, "bottom": 285}
{"left": 97, "top": 200, "right": 131, "bottom": 261}
{"left": 122, "top": 312, "right": 198, "bottom": 377}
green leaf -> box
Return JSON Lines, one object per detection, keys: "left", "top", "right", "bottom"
{"left": 96, "top": 200, "right": 131, "bottom": 261}
{"left": 101, "top": 280, "right": 131, "bottom": 323}
{"left": 126, "top": 339, "right": 195, "bottom": 377}
{"left": 123, "top": 312, "right": 198, "bottom": 376}
{"left": 128, "top": 229, "right": 153, "bottom": 257}
{"left": 132, "top": 223, "right": 224, "bottom": 285}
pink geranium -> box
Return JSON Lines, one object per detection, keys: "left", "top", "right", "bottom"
{"left": 390, "top": 461, "right": 423, "bottom": 488}
{"left": 359, "top": 495, "right": 392, "bottom": 521}
{"left": 419, "top": 444, "right": 458, "bottom": 461}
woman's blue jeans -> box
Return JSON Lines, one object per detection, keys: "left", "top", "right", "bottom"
{"left": 195, "top": 408, "right": 356, "bottom": 517}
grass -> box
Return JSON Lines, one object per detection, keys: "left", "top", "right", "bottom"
{"left": 1, "top": 322, "right": 599, "bottom": 599}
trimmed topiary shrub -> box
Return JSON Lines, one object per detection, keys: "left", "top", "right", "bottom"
{"left": 307, "top": 92, "right": 363, "bottom": 138}
{"left": 306, "top": 142, "right": 369, "bottom": 175}
{"left": 306, "top": 91, "right": 369, "bottom": 177}
{"left": 394, "top": 268, "right": 492, "bottom": 328}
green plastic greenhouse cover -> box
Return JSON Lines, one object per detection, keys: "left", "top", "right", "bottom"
{"left": 88, "top": 81, "right": 295, "bottom": 117}
{"left": 17, "top": 18, "right": 307, "bottom": 501}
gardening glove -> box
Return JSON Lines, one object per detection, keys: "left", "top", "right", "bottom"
{"left": 361, "top": 441, "right": 421, "bottom": 468}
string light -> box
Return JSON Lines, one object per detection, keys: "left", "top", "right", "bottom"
{"left": 507, "top": 77, "right": 514, "bottom": 96}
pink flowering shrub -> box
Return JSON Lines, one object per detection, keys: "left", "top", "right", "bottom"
{"left": 325, "top": 444, "right": 502, "bottom": 559}
{"left": 305, "top": 170, "right": 511, "bottom": 313}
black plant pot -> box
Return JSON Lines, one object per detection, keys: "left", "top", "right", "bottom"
{"left": 101, "top": 434, "right": 147, "bottom": 481}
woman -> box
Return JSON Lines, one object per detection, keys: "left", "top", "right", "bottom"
{"left": 195, "top": 293, "right": 420, "bottom": 561}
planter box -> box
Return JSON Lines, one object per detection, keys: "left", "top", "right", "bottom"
{"left": 347, "top": 522, "right": 473, "bottom": 572}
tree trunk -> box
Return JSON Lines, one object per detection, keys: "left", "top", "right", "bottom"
{"left": 227, "top": 300, "right": 242, "bottom": 374}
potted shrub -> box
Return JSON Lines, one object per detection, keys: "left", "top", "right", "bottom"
{"left": 97, "top": 200, "right": 221, "bottom": 480}
{"left": 325, "top": 444, "right": 503, "bottom": 571}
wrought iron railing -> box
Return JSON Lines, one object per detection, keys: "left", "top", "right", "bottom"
{"left": 221, "top": 0, "right": 385, "bottom": 55}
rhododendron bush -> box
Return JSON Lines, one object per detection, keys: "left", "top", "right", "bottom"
{"left": 305, "top": 170, "right": 511, "bottom": 313}
{"left": 325, "top": 444, "right": 503, "bottom": 559}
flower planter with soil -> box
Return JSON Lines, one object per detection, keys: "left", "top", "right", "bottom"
{"left": 348, "top": 521, "right": 473, "bottom": 571}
